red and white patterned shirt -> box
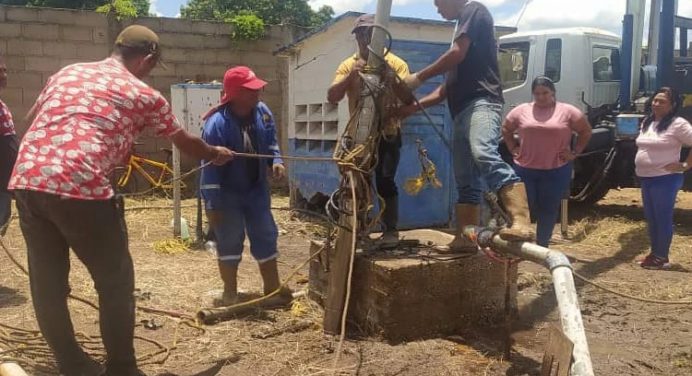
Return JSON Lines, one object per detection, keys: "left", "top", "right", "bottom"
{"left": 0, "top": 99, "right": 15, "bottom": 137}
{"left": 9, "top": 57, "right": 181, "bottom": 200}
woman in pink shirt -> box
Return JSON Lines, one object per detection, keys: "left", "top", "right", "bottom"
{"left": 635, "top": 87, "right": 692, "bottom": 269}
{"left": 502, "top": 77, "right": 592, "bottom": 247}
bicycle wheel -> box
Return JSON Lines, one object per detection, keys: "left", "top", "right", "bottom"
{"left": 113, "top": 166, "right": 139, "bottom": 195}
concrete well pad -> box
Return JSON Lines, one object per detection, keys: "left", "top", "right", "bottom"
{"left": 309, "top": 229, "right": 518, "bottom": 343}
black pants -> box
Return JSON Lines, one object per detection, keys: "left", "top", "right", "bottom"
{"left": 375, "top": 131, "right": 401, "bottom": 198}
{"left": 15, "top": 190, "right": 137, "bottom": 374}
{"left": 0, "top": 135, "right": 18, "bottom": 233}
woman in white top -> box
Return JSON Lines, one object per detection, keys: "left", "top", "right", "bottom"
{"left": 635, "top": 87, "right": 692, "bottom": 269}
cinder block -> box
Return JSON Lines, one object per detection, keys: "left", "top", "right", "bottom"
{"left": 0, "top": 40, "right": 6, "bottom": 55}
{"left": 0, "top": 23, "right": 21, "bottom": 38}
{"left": 190, "top": 21, "right": 223, "bottom": 35}
{"left": 127, "top": 18, "right": 162, "bottom": 32}
{"left": 202, "top": 36, "right": 232, "bottom": 49}
{"left": 37, "top": 8, "right": 77, "bottom": 25}
{"left": 239, "top": 51, "right": 277, "bottom": 68}
{"left": 7, "top": 40, "right": 43, "bottom": 56}
{"left": 60, "top": 59, "right": 83, "bottom": 69}
{"left": 161, "top": 18, "right": 193, "bottom": 33}
{"left": 158, "top": 32, "right": 207, "bottom": 49}
{"left": 175, "top": 63, "right": 205, "bottom": 79}
{"left": 71, "top": 12, "right": 106, "bottom": 28}
{"left": 202, "top": 65, "right": 224, "bottom": 81}
{"left": 215, "top": 50, "right": 242, "bottom": 65}
{"left": 5, "top": 72, "right": 42, "bottom": 89}
{"left": 22, "top": 24, "right": 60, "bottom": 40}
{"left": 25, "top": 56, "right": 62, "bottom": 73}
{"left": 23, "top": 88, "right": 41, "bottom": 105}
{"left": 308, "top": 230, "right": 518, "bottom": 343}
{"left": 0, "top": 6, "right": 6, "bottom": 22}
{"left": 3, "top": 56, "right": 25, "bottom": 71}
{"left": 0, "top": 88, "right": 23, "bottom": 105}
{"left": 93, "top": 28, "right": 108, "bottom": 44}
{"left": 160, "top": 48, "right": 187, "bottom": 63}
{"left": 75, "top": 45, "right": 109, "bottom": 60}
{"left": 6, "top": 7, "right": 39, "bottom": 23}
{"left": 61, "top": 26, "right": 94, "bottom": 42}
{"left": 43, "top": 42, "right": 78, "bottom": 58}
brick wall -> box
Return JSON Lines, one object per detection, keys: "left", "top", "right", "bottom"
{"left": 0, "top": 5, "right": 294, "bottom": 168}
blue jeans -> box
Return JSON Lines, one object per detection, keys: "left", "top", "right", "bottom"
{"left": 453, "top": 98, "right": 520, "bottom": 204}
{"left": 640, "top": 174, "right": 683, "bottom": 259}
{"left": 514, "top": 163, "right": 572, "bottom": 247}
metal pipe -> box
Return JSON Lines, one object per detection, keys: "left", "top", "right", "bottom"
{"left": 619, "top": 14, "right": 634, "bottom": 110}
{"left": 0, "top": 349, "right": 29, "bottom": 376}
{"left": 627, "top": 0, "right": 646, "bottom": 97}
{"left": 648, "top": 0, "right": 662, "bottom": 66}
{"left": 657, "top": 0, "right": 676, "bottom": 89}
{"left": 464, "top": 226, "right": 595, "bottom": 376}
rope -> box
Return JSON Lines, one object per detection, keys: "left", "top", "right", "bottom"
{"left": 573, "top": 271, "right": 692, "bottom": 305}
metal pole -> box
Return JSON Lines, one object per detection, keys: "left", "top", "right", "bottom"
{"left": 619, "top": 14, "right": 634, "bottom": 110}
{"left": 648, "top": 0, "right": 662, "bottom": 66}
{"left": 657, "top": 0, "right": 676, "bottom": 89}
{"left": 464, "top": 227, "right": 595, "bottom": 376}
{"left": 172, "top": 146, "right": 181, "bottom": 237}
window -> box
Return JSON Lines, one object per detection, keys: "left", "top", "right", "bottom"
{"left": 592, "top": 46, "right": 621, "bottom": 82}
{"left": 544, "top": 38, "right": 562, "bottom": 82}
{"left": 498, "top": 42, "right": 530, "bottom": 89}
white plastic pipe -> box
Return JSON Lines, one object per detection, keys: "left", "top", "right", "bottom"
{"left": 464, "top": 227, "right": 595, "bottom": 376}
{"left": 0, "top": 348, "right": 29, "bottom": 376}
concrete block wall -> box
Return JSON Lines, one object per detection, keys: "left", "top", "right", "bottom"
{"left": 0, "top": 6, "right": 109, "bottom": 132}
{"left": 0, "top": 5, "right": 294, "bottom": 174}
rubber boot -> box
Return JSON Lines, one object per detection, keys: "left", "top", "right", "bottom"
{"left": 213, "top": 261, "right": 238, "bottom": 306}
{"left": 434, "top": 204, "right": 480, "bottom": 254}
{"left": 498, "top": 183, "right": 535, "bottom": 241}
{"left": 258, "top": 258, "right": 293, "bottom": 308}
{"left": 378, "top": 196, "right": 400, "bottom": 249}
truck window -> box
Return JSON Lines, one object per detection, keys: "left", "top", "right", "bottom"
{"left": 545, "top": 38, "right": 562, "bottom": 82}
{"left": 499, "top": 42, "right": 530, "bottom": 89}
{"left": 593, "top": 46, "right": 621, "bottom": 82}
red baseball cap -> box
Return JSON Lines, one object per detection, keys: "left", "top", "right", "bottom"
{"left": 220, "top": 66, "right": 267, "bottom": 104}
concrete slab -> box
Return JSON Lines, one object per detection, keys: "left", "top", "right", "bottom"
{"left": 309, "top": 229, "right": 518, "bottom": 343}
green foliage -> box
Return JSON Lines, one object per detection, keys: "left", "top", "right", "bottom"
{"left": 227, "top": 11, "right": 265, "bottom": 40}
{"left": 180, "top": 0, "right": 335, "bottom": 32}
{"left": 96, "top": 0, "right": 137, "bottom": 20}
{"left": 0, "top": 0, "right": 151, "bottom": 17}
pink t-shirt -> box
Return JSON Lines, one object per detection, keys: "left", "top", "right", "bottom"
{"left": 635, "top": 117, "right": 692, "bottom": 177}
{"left": 505, "top": 102, "right": 583, "bottom": 170}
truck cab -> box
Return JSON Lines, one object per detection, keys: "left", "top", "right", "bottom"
{"left": 498, "top": 27, "right": 622, "bottom": 119}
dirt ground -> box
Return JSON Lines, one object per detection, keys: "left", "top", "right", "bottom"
{"left": 1, "top": 188, "right": 690, "bottom": 376}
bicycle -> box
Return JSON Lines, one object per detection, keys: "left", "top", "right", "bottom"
{"left": 114, "top": 144, "right": 187, "bottom": 195}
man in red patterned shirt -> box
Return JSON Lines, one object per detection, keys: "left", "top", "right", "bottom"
{"left": 9, "top": 26, "right": 233, "bottom": 376}
{"left": 0, "top": 55, "right": 18, "bottom": 236}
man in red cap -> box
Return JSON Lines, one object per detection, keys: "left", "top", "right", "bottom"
{"left": 200, "top": 66, "right": 291, "bottom": 307}
{"left": 327, "top": 14, "right": 413, "bottom": 248}
{"left": 8, "top": 25, "right": 233, "bottom": 376}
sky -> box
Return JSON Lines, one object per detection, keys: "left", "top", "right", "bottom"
{"left": 151, "top": 0, "right": 692, "bottom": 40}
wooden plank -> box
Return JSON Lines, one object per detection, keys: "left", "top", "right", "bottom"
{"left": 541, "top": 325, "right": 574, "bottom": 376}
{"left": 322, "top": 200, "right": 354, "bottom": 334}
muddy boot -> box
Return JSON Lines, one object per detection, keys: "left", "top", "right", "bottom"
{"left": 378, "top": 196, "right": 400, "bottom": 249}
{"left": 433, "top": 203, "right": 480, "bottom": 254}
{"left": 498, "top": 183, "right": 535, "bottom": 241}
{"left": 212, "top": 261, "right": 239, "bottom": 307}
{"left": 258, "top": 258, "right": 293, "bottom": 308}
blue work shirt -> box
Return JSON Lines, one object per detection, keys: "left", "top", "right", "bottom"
{"left": 200, "top": 102, "right": 283, "bottom": 210}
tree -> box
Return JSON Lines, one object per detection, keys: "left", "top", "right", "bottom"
{"left": 0, "top": 0, "right": 152, "bottom": 17}
{"left": 180, "top": 0, "right": 334, "bottom": 28}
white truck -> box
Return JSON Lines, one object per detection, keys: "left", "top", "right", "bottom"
{"left": 496, "top": 4, "right": 692, "bottom": 203}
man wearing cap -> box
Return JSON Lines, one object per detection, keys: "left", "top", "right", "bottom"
{"left": 327, "top": 14, "right": 413, "bottom": 248}
{"left": 200, "top": 66, "right": 291, "bottom": 307}
{"left": 398, "top": 0, "right": 534, "bottom": 252}
{"left": 8, "top": 25, "right": 233, "bottom": 376}
{"left": 0, "top": 55, "right": 18, "bottom": 236}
